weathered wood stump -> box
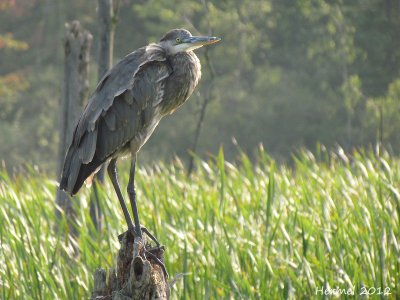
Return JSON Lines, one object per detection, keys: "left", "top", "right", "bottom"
{"left": 92, "top": 231, "right": 169, "bottom": 299}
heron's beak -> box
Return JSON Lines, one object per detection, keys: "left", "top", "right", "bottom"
{"left": 184, "top": 36, "right": 221, "bottom": 46}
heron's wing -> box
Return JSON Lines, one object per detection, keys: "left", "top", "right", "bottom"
{"left": 95, "top": 59, "right": 171, "bottom": 160}
{"left": 74, "top": 43, "right": 168, "bottom": 146}
{"left": 61, "top": 44, "right": 171, "bottom": 193}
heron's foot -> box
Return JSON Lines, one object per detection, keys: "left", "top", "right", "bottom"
{"left": 137, "top": 227, "right": 167, "bottom": 278}
{"left": 117, "top": 227, "right": 167, "bottom": 278}
{"left": 145, "top": 249, "right": 169, "bottom": 279}
{"left": 118, "top": 228, "right": 134, "bottom": 242}
{"left": 118, "top": 226, "right": 163, "bottom": 248}
{"left": 117, "top": 227, "right": 142, "bottom": 242}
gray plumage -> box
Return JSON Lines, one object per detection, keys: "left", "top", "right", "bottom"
{"left": 60, "top": 29, "right": 220, "bottom": 195}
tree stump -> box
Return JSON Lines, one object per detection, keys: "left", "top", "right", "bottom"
{"left": 92, "top": 231, "right": 169, "bottom": 299}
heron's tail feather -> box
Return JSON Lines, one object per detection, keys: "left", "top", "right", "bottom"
{"left": 59, "top": 146, "right": 103, "bottom": 195}
{"left": 59, "top": 147, "right": 79, "bottom": 194}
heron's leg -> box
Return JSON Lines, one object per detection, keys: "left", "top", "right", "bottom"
{"left": 127, "top": 154, "right": 143, "bottom": 238}
{"left": 107, "top": 158, "right": 134, "bottom": 230}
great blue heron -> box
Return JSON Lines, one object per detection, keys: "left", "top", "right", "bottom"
{"left": 59, "top": 29, "right": 221, "bottom": 239}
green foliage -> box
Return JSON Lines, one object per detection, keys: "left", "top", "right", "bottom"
{"left": 1, "top": 148, "right": 399, "bottom": 298}
{"left": 1, "top": 0, "right": 400, "bottom": 170}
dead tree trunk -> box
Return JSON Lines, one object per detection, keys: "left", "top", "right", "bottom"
{"left": 92, "top": 232, "right": 169, "bottom": 299}
{"left": 97, "top": 0, "right": 114, "bottom": 82}
{"left": 90, "top": 0, "right": 120, "bottom": 230}
{"left": 96, "top": 0, "right": 116, "bottom": 183}
{"left": 56, "top": 21, "right": 92, "bottom": 221}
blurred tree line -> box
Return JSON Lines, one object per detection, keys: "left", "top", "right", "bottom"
{"left": 1, "top": 0, "right": 400, "bottom": 173}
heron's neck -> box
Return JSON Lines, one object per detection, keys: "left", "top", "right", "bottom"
{"left": 168, "top": 51, "right": 201, "bottom": 75}
{"left": 169, "top": 50, "right": 195, "bottom": 61}
{"left": 160, "top": 51, "right": 201, "bottom": 115}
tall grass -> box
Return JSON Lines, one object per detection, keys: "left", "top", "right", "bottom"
{"left": 0, "top": 147, "right": 399, "bottom": 299}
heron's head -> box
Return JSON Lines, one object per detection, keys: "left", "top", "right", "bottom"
{"left": 159, "top": 29, "right": 221, "bottom": 56}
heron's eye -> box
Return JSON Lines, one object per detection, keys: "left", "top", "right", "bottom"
{"left": 176, "top": 37, "right": 181, "bottom": 43}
